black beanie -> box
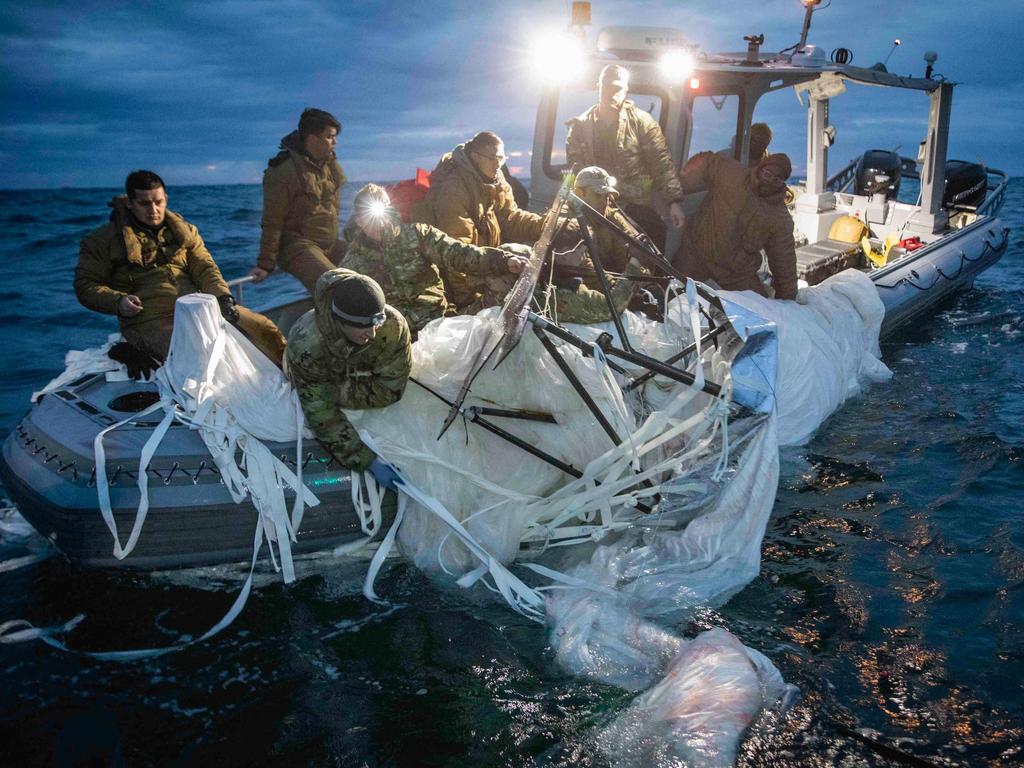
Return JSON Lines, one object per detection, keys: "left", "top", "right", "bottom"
{"left": 331, "top": 274, "right": 386, "bottom": 327}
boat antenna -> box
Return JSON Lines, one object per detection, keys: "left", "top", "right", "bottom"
{"left": 797, "top": 0, "right": 826, "bottom": 51}
{"left": 882, "top": 38, "right": 901, "bottom": 67}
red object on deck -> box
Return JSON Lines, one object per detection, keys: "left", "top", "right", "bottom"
{"left": 899, "top": 236, "right": 924, "bottom": 251}
{"left": 386, "top": 168, "right": 431, "bottom": 222}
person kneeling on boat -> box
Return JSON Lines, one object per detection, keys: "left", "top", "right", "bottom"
{"left": 531, "top": 166, "right": 649, "bottom": 324}
{"left": 74, "top": 170, "right": 287, "bottom": 373}
{"left": 673, "top": 152, "right": 799, "bottom": 301}
{"left": 340, "top": 184, "right": 528, "bottom": 336}
{"left": 286, "top": 269, "right": 411, "bottom": 488}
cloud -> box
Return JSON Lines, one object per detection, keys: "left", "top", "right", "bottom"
{"left": 0, "top": 0, "right": 1020, "bottom": 188}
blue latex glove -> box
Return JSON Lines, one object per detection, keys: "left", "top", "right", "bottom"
{"left": 369, "top": 457, "right": 401, "bottom": 490}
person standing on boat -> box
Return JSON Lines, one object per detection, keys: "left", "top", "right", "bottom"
{"left": 341, "top": 184, "right": 527, "bottom": 335}
{"left": 74, "top": 170, "right": 287, "bottom": 368}
{"left": 565, "top": 64, "right": 686, "bottom": 251}
{"left": 416, "top": 131, "right": 546, "bottom": 311}
{"left": 250, "top": 108, "right": 347, "bottom": 293}
{"left": 286, "top": 269, "right": 411, "bottom": 487}
{"left": 674, "top": 152, "right": 798, "bottom": 300}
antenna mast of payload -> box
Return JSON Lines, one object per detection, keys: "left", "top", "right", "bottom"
{"left": 797, "top": 0, "right": 823, "bottom": 50}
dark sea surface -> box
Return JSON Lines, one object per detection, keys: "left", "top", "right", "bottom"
{"left": 0, "top": 182, "right": 1021, "bottom": 767}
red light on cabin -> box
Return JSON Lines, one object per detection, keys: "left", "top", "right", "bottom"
{"left": 689, "top": 77, "right": 701, "bottom": 90}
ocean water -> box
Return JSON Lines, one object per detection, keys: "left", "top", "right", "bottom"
{"left": 0, "top": 182, "right": 1021, "bottom": 767}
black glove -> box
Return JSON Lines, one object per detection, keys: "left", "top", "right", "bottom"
{"left": 108, "top": 341, "right": 162, "bottom": 380}
{"left": 217, "top": 294, "right": 241, "bottom": 325}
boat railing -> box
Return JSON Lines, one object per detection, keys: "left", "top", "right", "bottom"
{"left": 226, "top": 274, "right": 255, "bottom": 304}
{"left": 976, "top": 168, "right": 1008, "bottom": 218}
{"left": 826, "top": 159, "right": 858, "bottom": 193}
{"left": 826, "top": 155, "right": 921, "bottom": 194}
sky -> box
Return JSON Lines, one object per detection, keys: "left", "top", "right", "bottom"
{"left": 1, "top": 0, "right": 1021, "bottom": 190}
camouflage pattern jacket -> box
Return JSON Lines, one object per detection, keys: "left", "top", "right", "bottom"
{"left": 341, "top": 222, "right": 511, "bottom": 333}
{"left": 286, "top": 269, "right": 412, "bottom": 470}
{"left": 258, "top": 131, "right": 347, "bottom": 272}
{"left": 676, "top": 152, "right": 798, "bottom": 300}
{"left": 75, "top": 197, "right": 230, "bottom": 334}
{"left": 416, "top": 144, "right": 544, "bottom": 307}
{"left": 577, "top": 204, "right": 645, "bottom": 275}
{"left": 565, "top": 101, "right": 684, "bottom": 209}
{"left": 539, "top": 259, "right": 643, "bottom": 325}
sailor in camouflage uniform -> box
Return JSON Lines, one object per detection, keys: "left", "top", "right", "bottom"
{"left": 341, "top": 185, "right": 527, "bottom": 335}
{"left": 538, "top": 166, "right": 647, "bottom": 324}
{"left": 286, "top": 269, "right": 411, "bottom": 480}
{"left": 250, "top": 109, "right": 348, "bottom": 294}
{"left": 566, "top": 65, "right": 686, "bottom": 249}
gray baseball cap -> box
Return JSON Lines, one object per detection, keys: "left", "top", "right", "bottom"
{"left": 575, "top": 166, "right": 618, "bottom": 196}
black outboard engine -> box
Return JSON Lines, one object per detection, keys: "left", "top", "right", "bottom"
{"left": 855, "top": 150, "right": 902, "bottom": 198}
{"left": 943, "top": 160, "right": 987, "bottom": 210}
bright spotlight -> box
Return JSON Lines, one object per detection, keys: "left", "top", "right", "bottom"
{"left": 530, "top": 31, "right": 587, "bottom": 85}
{"left": 368, "top": 200, "right": 388, "bottom": 220}
{"left": 658, "top": 50, "right": 695, "bottom": 84}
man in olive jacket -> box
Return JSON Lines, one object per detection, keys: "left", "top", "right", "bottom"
{"left": 75, "top": 170, "right": 286, "bottom": 365}
{"left": 674, "top": 152, "right": 798, "bottom": 300}
{"left": 342, "top": 185, "right": 527, "bottom": 335}
{"left": 250, "top": 108, "right": 347, "bottom": 293}
{"left": 566, "top": 65, "right": 686, "bottom": 249}
{"left": 416, "top": 131, "right": 544, "bottom": 309}
{"left": 286, "top": 269, "right": 411, "bottom": 480}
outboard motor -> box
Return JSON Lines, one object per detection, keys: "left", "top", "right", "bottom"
{"left": 855, "top": 150, "right": 902, "bottom": 198}
{"left": 943, "top": 160, "right": 987, "bottom": 210}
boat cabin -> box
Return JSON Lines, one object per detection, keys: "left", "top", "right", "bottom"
{"left": 528, "top": 17, "right": 1007, "bottom": 300}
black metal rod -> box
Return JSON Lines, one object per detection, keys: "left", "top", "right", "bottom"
{"left": 568, "top": 192, "right": 721, "bottom": 334}
{"left": 472, "top": 406, "right": 556, "bottom": 424}
{"left": 529, "top": 315, "right": 631, "bottom": 376}
{"left": 624, "top": 323, "right": 731, "bottom": 393}
{"left": 598, "top": 341, "right": 723, "bottom": 398}
{"left": 412, "top": 378, "right": 582, "bottom": 478}
{"left": 571, "top": 204, "right": 634, "bottom": 353}
{"left": 533, "top": 325, "right": 623, "bottom": 446}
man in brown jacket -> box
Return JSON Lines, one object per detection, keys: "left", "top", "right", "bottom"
{"left": 674, "top": 152, "right": 798, "bottom": 300}
{"left": 250, "top": 108, "right": 347, "bottom": 293}
{"left": 566, "top": 64, "right": 685, "bottom": 250}
{"left": 416, "top": 131, "right": 545, "bottom": 309}
{"left": 75, "top": 170, "right": 286, "bottom": 366}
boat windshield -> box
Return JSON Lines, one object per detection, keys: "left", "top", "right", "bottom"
{"left": 687, "top": 93, "right": 741, "bottom": 160}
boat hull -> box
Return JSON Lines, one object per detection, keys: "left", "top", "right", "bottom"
{"left": 0, "top": 376, "right": 394, "bottom": 569}
{"left": 871, "top": 218, "right": 1009, "bottom": 338}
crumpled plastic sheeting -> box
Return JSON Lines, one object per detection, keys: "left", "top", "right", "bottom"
{"left": 560, "top": 415, "right": 779, "bottom": 621}
{"left": 597, "top": 628, "right": 793, "bottom": 768}
{"left": 347, "top": 311, "right": 633, "bottom": 572}
{"left": 718, "top": 269, "right": 892, "bottom": 446}
{"left": 163, "top": 294, "right": 306, "bottom": 443}
{"left": 348, "top": 271, "right": 885, "bottom": 765}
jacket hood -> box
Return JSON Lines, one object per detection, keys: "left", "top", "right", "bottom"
{"left": 312, "top": 268, "right": 354, "bottom": 349}
{"left": 280, "top": 130, "right": 305, "bottom": 154}
{"left": 748, "top": 155, "right": 791, "bottom": 203}
{"left": 278, "top": 129, "right": 337, "bottom": 167}
{"left": 451, "top": 143, "right": 499, "bottom": 187}
{"left": 107, "top": 195, "right": 192, "bottom": 265}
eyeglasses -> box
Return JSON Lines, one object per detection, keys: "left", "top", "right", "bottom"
{"left": 473, "top": 150, "right": 507, "bottom": 165}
